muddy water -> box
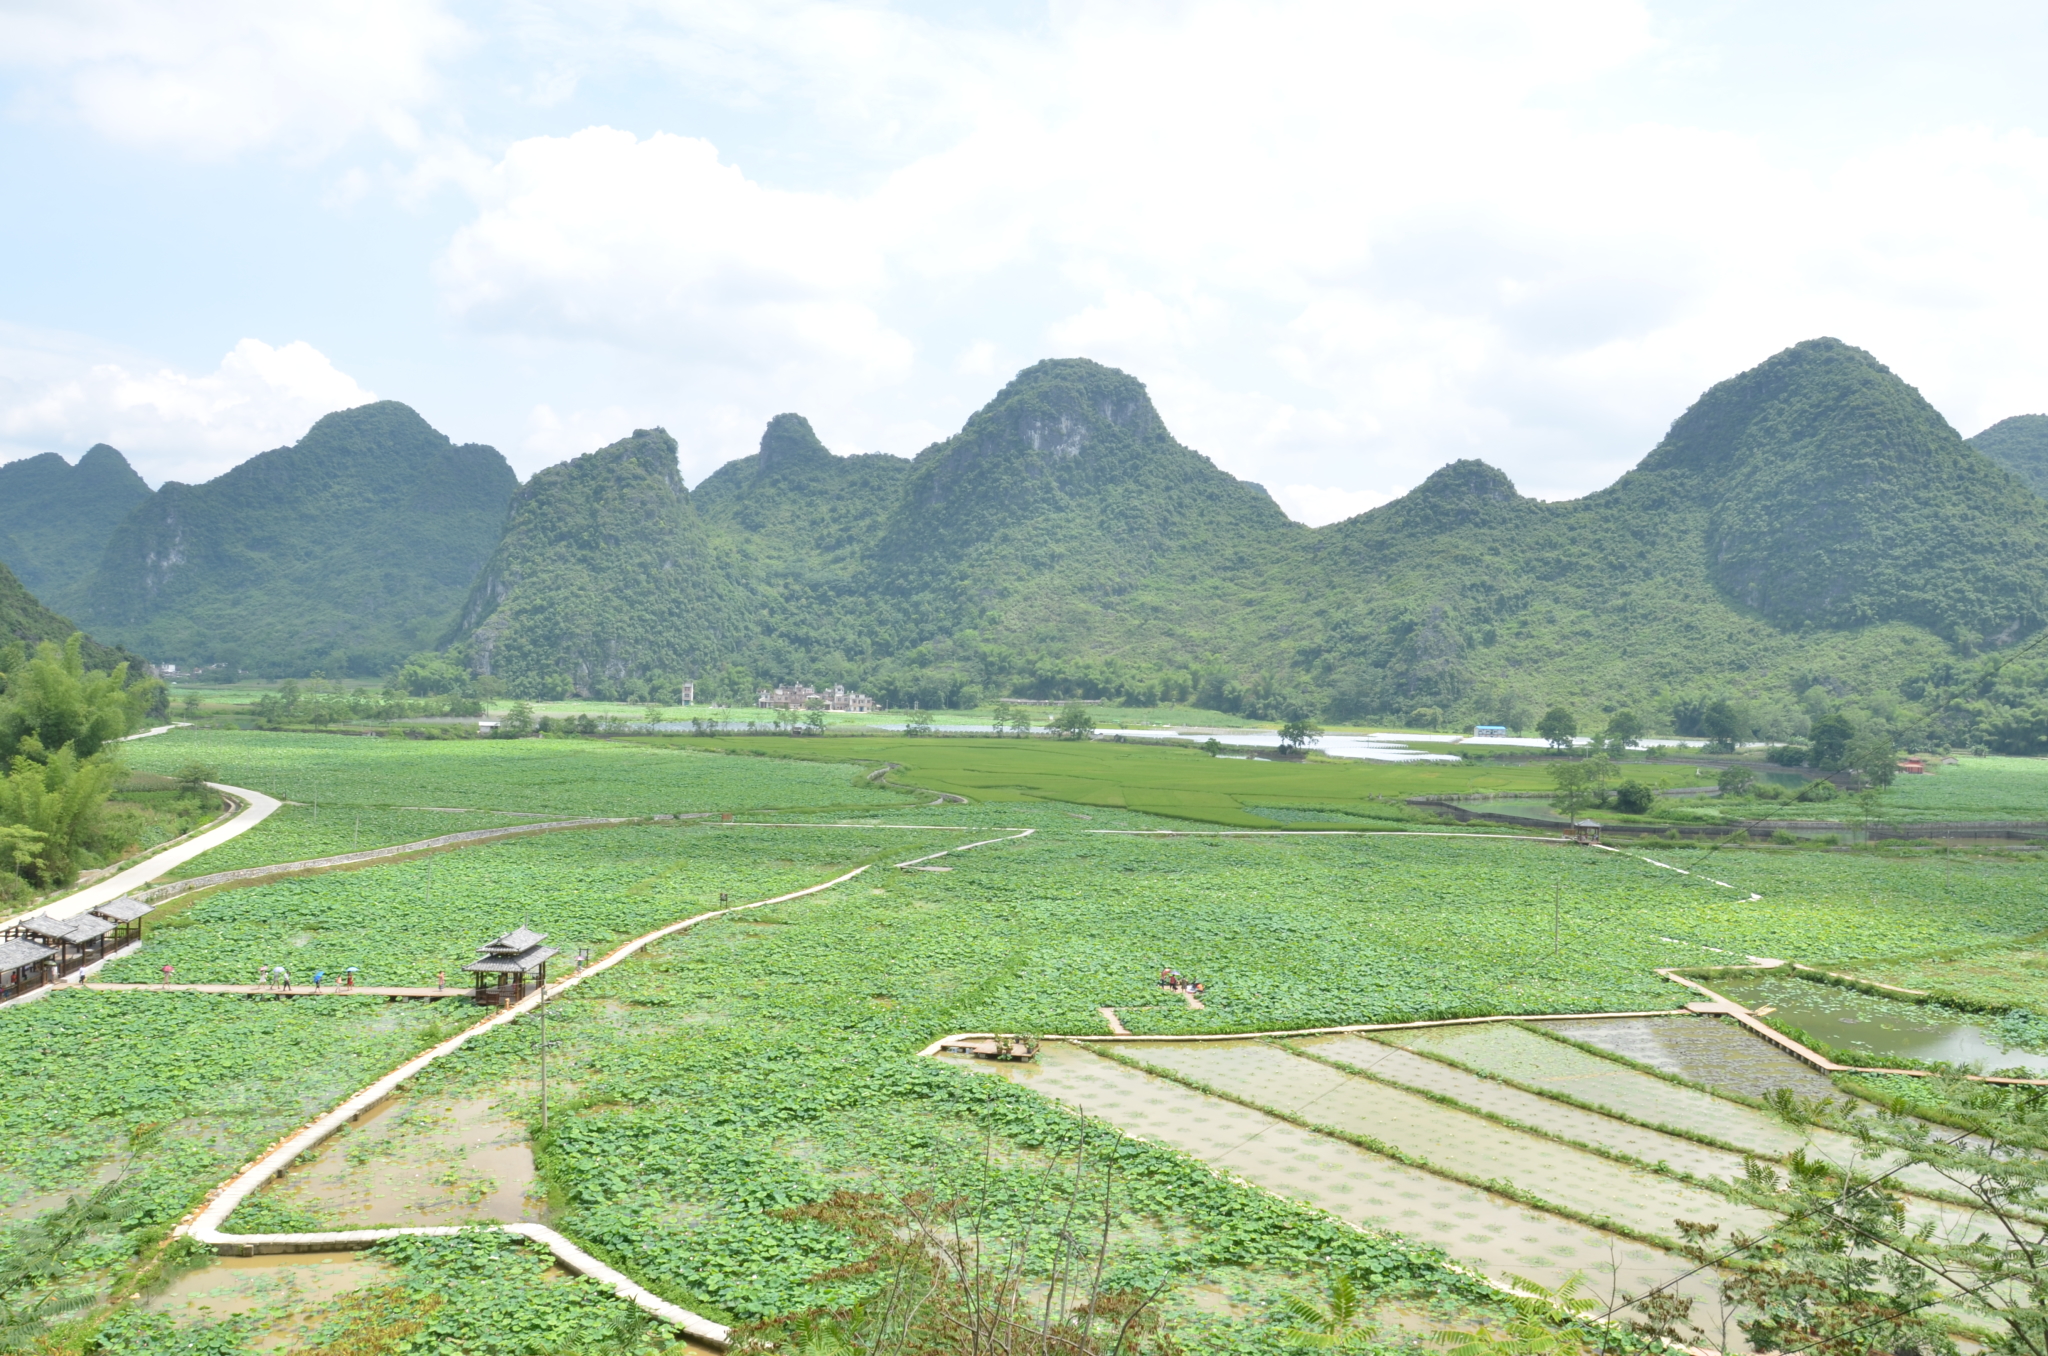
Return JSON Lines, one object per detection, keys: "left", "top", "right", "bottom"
{"left": 258, "top": 1095, "right": 541, "bottom": 1227}
{"left": 146, "top": 1252, "right": 396, "bottom": 1350}
{"left": 956, "top": 1042, "right": 1741, "bottom": 1329}
{"left": 1547, "top": 1016, "right": 1842, "bottom": 1101}
{"left": 1712, "top": 973, "right": 2048, "bottom": 1075}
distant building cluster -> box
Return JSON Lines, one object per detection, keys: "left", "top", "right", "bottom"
{"left": 757, "top": 683, "right": 878, "bottom": 713}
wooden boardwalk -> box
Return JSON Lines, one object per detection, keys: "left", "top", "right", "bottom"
{"left": 82, "top": 982, "right": 456, "bottom": 999}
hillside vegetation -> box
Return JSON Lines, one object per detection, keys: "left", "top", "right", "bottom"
{"left": 1971, "top": 413, "right": 2048, "bottom": 498}
{"left": 9, "top": 338, "right": 2046, "bottom": 753}
{"left": 75, "top": 401, "right": 516, "bottom": 677}
{"left": 440, "top": 339, "right": 2048, "bottom": 753}
{"left": 449, "top": 426, "right": 751, "bottom": 700}
{"left": 0, "top": 444, "right": 153, "bottom": 607}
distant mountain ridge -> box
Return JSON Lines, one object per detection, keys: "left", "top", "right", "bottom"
{"left": 1970, "top": 414, "right": 2048, "bottom": 499}
{"left": 10, "top": 338, "right": 2042, "bottom": 747}
{"left": 74, "top": 401, "right": 516, "bottom": 676}
{"left": 441, "top": 339, "right": 2046, "bottom": 738}
{"left": 0, "top": 444, "right": 153, "bottom": 607}
{"left": 451, "top": 426, "right": 748, "bottom": 698}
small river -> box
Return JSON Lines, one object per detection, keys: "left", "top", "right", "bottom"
{"left": 1712, "top": 972, "right": 2048, "bottom": 1075}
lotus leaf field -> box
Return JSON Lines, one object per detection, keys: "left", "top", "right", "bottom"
{"left": 13, "top": 730, "right": 2048, "bottom": 1352}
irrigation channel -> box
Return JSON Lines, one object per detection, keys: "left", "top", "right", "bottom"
{"left": 25, "top": 807, "right": 2040, "bottom": 1349}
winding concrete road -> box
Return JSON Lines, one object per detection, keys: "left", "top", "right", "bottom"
{"left": 12, "top": 782, "right": 281, "bottom": 925}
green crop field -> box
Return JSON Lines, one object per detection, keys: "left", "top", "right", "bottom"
{"left": 31, "top": 730, "right": 2048, "bottom": 1353}
{"left": 104, "top": 823, "right": 966, "bottom": 989}
{"left": 1878, "top": 756, "right": 2048, "bottom": 821}
{"left": 0, "top": 992, "right": 451, "bottom": 1328}
{"left": 116, "top": 727, "right": 915, "bottom": 820}
{"left": 633, "top": 733, "right": 1712, "bottom": 827}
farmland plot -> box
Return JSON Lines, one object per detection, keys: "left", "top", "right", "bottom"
{"left": 50, "top": 733, "right": 2048, "bottom": 1353}
{"left": 102, "top": 823, "right": 958, "bottom": 989}
{"left": 120, "top": 728, "right": 914, "bottom": 823}
{"left": 1118, "top": 1040, "right": 1774, "bottom": 1245}
{"left": 0, "top": 993, "right": 452, "bottom": 1323}
{"left": 965, "top": 1044, "right": 1739, "bottom": 1329}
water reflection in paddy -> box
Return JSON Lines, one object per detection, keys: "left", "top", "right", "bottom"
{"left": 1712, "top": 973, "right": 2048, "bottom": 1075}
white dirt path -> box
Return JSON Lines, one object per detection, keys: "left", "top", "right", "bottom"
{"left": 12, "top": 781, "right": 280, "bottom": 925}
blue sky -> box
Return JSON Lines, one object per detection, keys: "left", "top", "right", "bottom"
{"left": 3, "top": 0, "right": 2047, "bottom": 523}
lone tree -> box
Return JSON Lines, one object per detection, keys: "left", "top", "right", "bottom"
{"left": 1846, "top": 730, "right": 1897, "bottom": 788}
{"left": 1809, "top": 710, "right": 1855, "bottom": 770}
{"left": 1700, "top": 698, "right": 1741, "bottom": 752}
{"left": 1277, "top": 718, "right": 1323, "bottom": 754}
{"left": 1048, "top": 703, "right": 1095, "bottom": 740}
{"left": 1536, "top": 706, "right": 1578, "bottom": 752}
{"left": 1716, "top": 765, "right": 1756, "bottom": 797}
{"left": 1602, "top": 709, "right": 1644, "bottom": 753}
{"left": 1548, "top": 754, "right": 1615, "bottom": 818}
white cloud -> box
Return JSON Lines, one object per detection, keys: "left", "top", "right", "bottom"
{"left": 0, "top": 0, "right": 464, "bottom": 158}
{"left": 0, "top": 333, "right": 376, "bottom": 485}
{"left": 1273, "top": 484, "right": 1405, "bottom": 528}
{"left": 439, "top": 127, "right": 913, "bottom": 384}
{"left": 21, "top": 0, "right": 2048, "bottom": 505}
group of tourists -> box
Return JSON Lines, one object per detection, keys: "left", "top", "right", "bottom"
{"left": 1158, "top": 967, "right": 1206, "bottom": 996}
{"left": 255, "top": 964, "right": 360, "bottom": 991}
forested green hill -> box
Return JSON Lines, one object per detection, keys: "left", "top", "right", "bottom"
{"left": 0, "top": 561, "right": 135, "bottom": 673}
{"left": 27, "top": 338, "right": 2041, "bottom": 751}
{"left": 1971, "top": 414, "right": 2048, "bottom": 498}
{"left": 450, "top": 427, "right": 751, "bottom": 700}
{"left": 75, "top": 402, "right": 515, "bottom": 677}
{"left": 0, "top": 444, "right": 153, "bottom": 606}
{"left": 434, "top": 340, "right": 2048, "bottom": 747}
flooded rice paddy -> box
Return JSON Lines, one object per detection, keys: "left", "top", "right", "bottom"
{"left": 958, "top": 1016, "right": 2005, "bottom": 1331}
{"left": 1120, "top": 1039, "right": 1772, "bottom": 1243}
{"left": 1712, "top": 972, "right": 2048, "bottom": 1075}
{"left": 1384, "top": 1022, "right": 1813, "bottom": 1155}
{"left": 1544, "top": 1016, "right": 1842, "bottom": 1100}
{"left": 252, "top": 1094, "right": 541, "bottom": 1227}
{"left": 955, "top": 1041, "right": 1735, "bottom": 1317}
{"left": 145, "top": 1252, "right": 396, "bottom": 1351}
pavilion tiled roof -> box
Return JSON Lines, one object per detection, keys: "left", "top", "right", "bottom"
{"left": 465, "top": 945, "right": 559, "bottom": 974}
{"left": 92, "top": 897, "right": 154, "bottom": 923}
{"left": 481, "top": 926, "right": 547, "bottom": 955}
{"left": 0, "top": 939, "right": 53, "bottom": 972}
{"left": 15, "top": 914, "right": 115, "bottom": 945}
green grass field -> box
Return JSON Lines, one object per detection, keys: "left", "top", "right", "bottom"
{"left": 1879, "top": 756, "right": 2048, "bottom": 821}
{"left": 117, "top": 728, "right": 915, "bottom": 819}
{"left": 635, "top": 733, "right": 1710, "bottom": 827}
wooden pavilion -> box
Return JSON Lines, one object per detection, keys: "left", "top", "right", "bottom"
{"left": 90, "top": 896, "right": 155, "bottom": 945}
{"left": 1572, "top": 819, "right": 1603, "bottom": 845}
{"left": 0, "top": 939, "right": 55, "bottom": 1001}
{"left": 465, "top": 926, "right": 559, "bottom": 1006}
{"left": 6, "top": 914, "right": 116, "bottom": 977}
